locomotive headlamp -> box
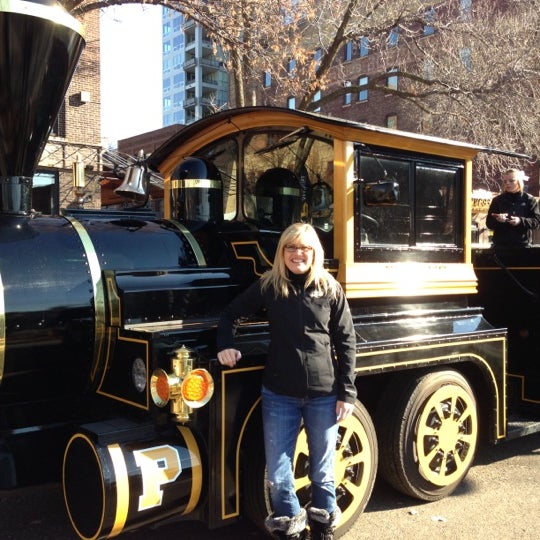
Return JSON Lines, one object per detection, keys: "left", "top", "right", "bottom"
{"left": 150, "top": 346, "right": 214, "bottom": 422}
{"left": 181, "top": 368, "right": 214, "bottom": 407}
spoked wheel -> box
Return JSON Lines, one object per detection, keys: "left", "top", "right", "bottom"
{"left": 242, "top": 399, "right": 378, "bottom": 538}
{"left": 378, "top": 369, "right": 478, "bottom": 501}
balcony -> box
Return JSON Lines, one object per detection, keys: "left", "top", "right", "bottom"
{"left": 183, "top": 57, "right": 223, "bottom": 72}
{"left": 183, "top": 96, "right": 220, "bottom": 110}
{"left": 182, "top": 18, "right": 195, "bottom": 31}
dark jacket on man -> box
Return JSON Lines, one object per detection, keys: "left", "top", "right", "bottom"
{"left": 216, "top": 273, "right": 357, "bottom": 404}
{"left": 486, "top": 191, "right": 540, "bottom": 247}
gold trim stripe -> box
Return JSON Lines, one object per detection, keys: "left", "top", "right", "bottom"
{"left": 166, "top": 219, "right": 207, "bottom": 267}
{"left": 231, "top": 240, "right": 273, "bottom": 277}
{"left": 108, "top": 443, "right": 129, "bottom": 537}
{"left": 343, "top": 262, "right": 478, "bottom": 298}
{"left": 178, "top": 426, "right": 203, "bottom": 514}
{"left": 271, "top": 186, "right": 300, "bottom": 196}
{"left": 171, "top": 178, "right": 221, "bottom": 190}
{"left": 508, "top": 373, "right": 540, "bottom": 405}
{"left": 104, "top": 271, "right": 122, "bottom": 328}
{"left": 64, "top": 215, "right": 107, "bottom": 382}
{"left": 63, "top": 433, "right": 106, "bottom": 540}
{"left": 355, "top": 336, "right": 507, "bottom": 439}
{"left": 96, "top": 331, "right": 150, "bottom": 410}
{"left": 220, "top": 366, "right": 264, "bottom": 519}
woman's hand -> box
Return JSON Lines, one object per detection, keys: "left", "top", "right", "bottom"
{"left": 336, "top": 400, "right": 354, "bottom": 423}
{"left": 217, "top": 348, "right": 242, "bottom": 368}
{"left": 492, "top": 213, "right": 509, "bottom": 223}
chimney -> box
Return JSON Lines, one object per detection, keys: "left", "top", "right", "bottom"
{"left": 0, "top": 0, "right": 85, "bottom": 214}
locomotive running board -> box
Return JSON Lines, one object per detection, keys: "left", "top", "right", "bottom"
{"left": 505, "top": 414, "right": 540, "bottom": 441}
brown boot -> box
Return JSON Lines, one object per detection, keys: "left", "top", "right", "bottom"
{"left": 264, "top": 508, "right": 308, "bottom": 539}
{"left": 308, "top": 506, "right": 341, "bottom": 540}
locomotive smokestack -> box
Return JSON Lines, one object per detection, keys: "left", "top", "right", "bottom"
{"left": 0, "top": 0, "right": 85, "bottom": 214}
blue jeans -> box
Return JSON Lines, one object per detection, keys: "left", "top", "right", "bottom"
{"left": 261, "top": 386, "right": 339, "bottom": 518}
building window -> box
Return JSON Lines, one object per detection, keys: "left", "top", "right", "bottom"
{"left": 163, "top": 96, "right": 171, "bottom": 109}
{"left": 388, "top": 27, "right": 399, "bottom": 47}
{"left": 288, "top": 59, "right": 296, "bottom": 77}
{"left": 460, "top": 47, "right": 472, "bottom": 70}
{"left": 313, "top": 90, "right": 321, "bottom": 112}
{"left": 50, "top": 102, "right": 65, "bottom": 137}
{"left": 423, "top": 8, "right": 436, "bottom": 36}
{"left": 359, "top": 36, "right": 369, "bottom": 57}
{"left": 263, "top": 71, "right": 272, "bottom": 88}
{"left": 173, "top": 92, "right": 182, "bottom": 107}
{"left": 460, "top": 0, "right": 472, "bottom": 20}
{"left": 173, "top": 73, "right": 184, "bottom": 87}
{"left": 423, "top": 59, "right": 434, "bottom": 80}
{"left": 386, "top": 114, "right": 397, "bottom": 129}
{"left": 343, "top": 81, "right": 352, "bottom": 105}
{"left": 163, "top": 78, "right": 171, "bottom": 92}
{"left": 344, "top": 41, "right": 353, "bottom": 61}
{"left": 173, "top": 54, "right": 182, "bottom": 68}
{"left": 387, "top": 68, "right": 398, "bottom": 90}
{"left": 173, "top": 111, "right": 184, "bottom": 124}
{"left": 32, "top": 171, "right": 58, "bottom": 215}
{"left": 287, "top": 96, "right": 296, "bottom": 109}
{"left": 358, "top": 76, "right": 368, "bottom": 101}
{"left": 173, "top": 35, "right": 183, "bottom": 50}
{"left": 163, "top": 21, "right": 171, "bottom": 36}
{"left": 172, "top": 16, "right": 182, "bottom": 33}
{"left": 314, "top": 48, "right": 322, "bottom": 70}
{"left": 163, "top": 41, "right": 171, "bottom": 54}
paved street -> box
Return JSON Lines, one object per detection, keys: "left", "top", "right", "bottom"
{"left": 0, "top": 432, "right": 538, "bottom": 539}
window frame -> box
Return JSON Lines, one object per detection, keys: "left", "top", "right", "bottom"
{"left": 358, "top": 76, "right": 368, "bottom": 102}
{"left": 353, "top": 145, "right": 464, "bottom": 263}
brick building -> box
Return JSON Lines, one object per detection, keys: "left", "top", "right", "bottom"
{"left": 255, "top": 3, "right": 538, "bottom": 195}
{"left": 36, "top": 10, "right": 102, "bottom": 214}
{"left": 99, "top": 125, "right": 182, "bottom": 209}
{"left": 118, "top": 125, "right": 182, "bottom": 157}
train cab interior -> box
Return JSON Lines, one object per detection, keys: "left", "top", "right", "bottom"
{"left": 183, "top": 128, "right": 336, "bottom": 262}
{"left": 175, "top": 123, "right": 464, "bottom": 269}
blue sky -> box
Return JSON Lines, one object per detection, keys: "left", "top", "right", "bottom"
{"left": 100, "top": 4, "right": 163, "bottom": 146}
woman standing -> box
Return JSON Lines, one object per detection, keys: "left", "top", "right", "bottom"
{"left": 217, "top": 223, "right": 357, "bottom": 540}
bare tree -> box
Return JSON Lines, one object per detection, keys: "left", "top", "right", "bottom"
{"left": 63, "top": 0, "right": 539, "bottom": 184}
{"left": 397, "top": 0, "right": 540, "bottom": 184}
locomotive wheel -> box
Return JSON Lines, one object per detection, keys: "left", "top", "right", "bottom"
{"left": 242, "top": 399, "right": 378, "bottom": 537}
{"left": 377, "top": 369, "right": 478, "bottom": 501}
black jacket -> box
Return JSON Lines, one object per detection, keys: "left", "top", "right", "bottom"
{"left": 486, "top": 191, "right": 540, "bottom": 247}
{"left": 216, "top": 274, "right": 357, "bottom": 403}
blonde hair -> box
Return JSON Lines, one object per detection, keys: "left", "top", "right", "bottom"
{"left": 502, "top": 168, "right": 527, "bottom": 191}
{"left": 260, "top": 223, "right": 338, "bottom": 298}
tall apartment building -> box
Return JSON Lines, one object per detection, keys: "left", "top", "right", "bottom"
{"left": 161, "top": 9, "right": 229, "bottom": 127}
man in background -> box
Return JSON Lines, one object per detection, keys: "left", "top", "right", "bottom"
{"left": 486, "top": 168, "right": 540, "bottom": 247}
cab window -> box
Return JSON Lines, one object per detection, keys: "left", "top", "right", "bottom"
{"left": 356, "top": 148, "right": 462, "bottom": 262}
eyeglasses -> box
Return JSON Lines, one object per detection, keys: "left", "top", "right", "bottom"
{"left": 284, "top": 245, "right": 313, "bottom": 253}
